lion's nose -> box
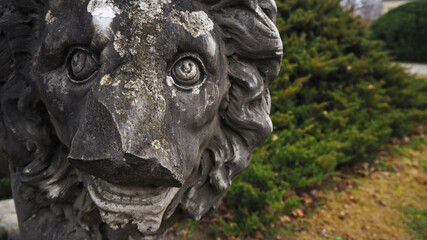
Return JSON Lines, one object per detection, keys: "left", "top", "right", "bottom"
{"left": 69, "top": 155, "right": 183, "bottom": 187}
{"left": 67, "top": 90, "right": 184, "bottom": 187}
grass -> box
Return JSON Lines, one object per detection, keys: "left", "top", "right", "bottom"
{"left": 290, "top": 137, "right": 427, "bottom": 240}
{"left": 401, "top": 206, "right": 427, "bottom": 240}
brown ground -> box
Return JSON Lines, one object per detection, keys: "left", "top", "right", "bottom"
{"left": 291, "top": 139, "right": 427, "bottom": 240}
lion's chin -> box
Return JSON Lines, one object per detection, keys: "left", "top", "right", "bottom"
{"left": 84, "top": 175, "right": 180, "bottom": 234}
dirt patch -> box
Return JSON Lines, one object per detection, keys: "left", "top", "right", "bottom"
{"left": 291, "top": 140, "right": 427, "bottom": 240}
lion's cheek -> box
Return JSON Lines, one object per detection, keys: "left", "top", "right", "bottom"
{"left": 37, "top": 70, "right": 96, "bottom": 147}
{"left": 164, "top": 81, "right": 223, "bottom": 176}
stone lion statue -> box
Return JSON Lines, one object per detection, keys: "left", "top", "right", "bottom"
{"left": 0, "top": 0, "right": 282, "bottom": 239}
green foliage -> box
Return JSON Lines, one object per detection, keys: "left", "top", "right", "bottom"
{"left": 283, "top": 196, "right": 303, "bottom": 214}
{"left": 0, "top": 172, "right": 12, "bottom": 200}
{"left": 220, "top": 0, "right": 427, "bottom": 238}
{"left": 401, "top": 207, "right": 427, "bottom": 240}
{"left": 206, "top": 225, "right": 221, "bottom": 238}
{"left": 224, "top": 155, "right": 288, "bottom": 236}
{"left": 370, "top": 0, "right": 427, "bottom": 62}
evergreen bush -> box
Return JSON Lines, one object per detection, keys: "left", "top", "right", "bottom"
{"left": 370, "top": 0, "right": 427, "bottom": 62}
{"left": 0, "top": 172, "right": 11, "bottom": 200}
{"left": 221, "top": 0, "right": 427, "bottom": 237}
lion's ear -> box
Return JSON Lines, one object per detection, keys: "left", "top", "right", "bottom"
{"left": 1, "top": 77, "right": 53, "bottom": 173}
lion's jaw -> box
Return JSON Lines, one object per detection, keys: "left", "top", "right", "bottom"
{"left": 84, "top": 175, "right": 179, "bottom": 233}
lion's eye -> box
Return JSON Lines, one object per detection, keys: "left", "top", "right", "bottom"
{"left": 67, "top": 48, "right": 99, "bottom": 82}
{"left": 171, "top": 58, "right": 203, "bottom": 86}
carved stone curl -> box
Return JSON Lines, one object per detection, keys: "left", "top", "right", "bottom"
{"left": 0, "top": 0, "right": 282, "bottom": 239}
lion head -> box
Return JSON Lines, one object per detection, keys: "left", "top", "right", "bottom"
{"left": 0, "top": 0, "right": 282, "bottom": 239}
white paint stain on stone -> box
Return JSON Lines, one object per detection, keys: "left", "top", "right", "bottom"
{"left": 87, "top": 0, "right": 120, "bottom": 36}
{"left": 112, "top": 80, "right": 121, "bottom": 87}
{"left": 168, "top": 10, "right": 214, "bottom": 38}
{"left": 101, "top": 74, "right": 121, "bottom": 86}
{"left": 146, "top": 34, "right": 156, "bottom": 44}
{"left": 129, "top": 36, "right": 141, "bottom": 56}
{"left": 113, "top": 31, "right": 126, "bottom": 58}
{"left": 45, "top": 10, "right": 56, "bottom": 24}
{"left": 155, "top": 94, "right": 167, "bottom": 113}
{"left": 151, "top": 140, "right": 161, "bottom": 150}
{"left": 192, "top": 87, "right": 200, "bottom": 95}
{"left": 134, "top": 0, "right": 171, "bottom": 23}
{"left": 166, "top": 76, "right": 174, "bottom": 87}
{"left": 206, "top": 85, "right": 218, "bottom": 106}
{"left": 100, "top": 74, "right": 112, "bottom": 86}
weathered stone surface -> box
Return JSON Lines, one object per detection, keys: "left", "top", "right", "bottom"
{"left": 0, "top": 0, "right": 282, "bottom": 239}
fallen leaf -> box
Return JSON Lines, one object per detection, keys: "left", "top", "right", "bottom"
{"left": 310, "top": 189, "right": 318, "bottom": 197}
{"left": 338, "top": 210, "right": 347, "bottom": 219}
{"left": 224, "top": 213, "right": 233, "bottom": 220}
{"left": 304, "top": 197, "right": 313, "bottom": 206}
{"left": 320, "top": 228, "right": 328, "bottom": 237}
{"left": 292, "top": 209, "right": 304, "bottom": 218}
{"left": 272, "top": 134, "right": 278, "bottom": 141}
{"left": 280, "top": 215, "right": 292, "bottom": 223}
{"left": 243, "top": 207, "right": 249, "bottom": 214}
{"left": 254, "top": 231, "right": 263, "bottom": 240}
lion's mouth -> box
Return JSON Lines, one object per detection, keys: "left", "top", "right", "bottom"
{"left": 83, "top": 174, "right": 180, "bottom": 233}
{"left": 86, "top": 175, "right": 177, "bottom": 206}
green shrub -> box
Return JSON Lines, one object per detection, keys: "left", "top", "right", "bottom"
{"left": 0, "top": 172, "right": 12, "bottom": 200}
{"left": 221, "top": 0, "right": 427, "bottom": 238}
{"left": 370, "top": 0, "right": 427, "bottom": 62}
{"left": 283, "top": 196, "right": 303, "bottom": 214}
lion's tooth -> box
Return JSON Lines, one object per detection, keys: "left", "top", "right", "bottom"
{"left": 132, "top": 195, "right": 142, "bottom": 204}
{"left": 103, "top": 190, "right": 114, "bottom": 200}
{"left": 97, "top": 183, "right": 103, "bottom": 192}
{"left": 110, "top": 193, "right": 121, "bottom": 201}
